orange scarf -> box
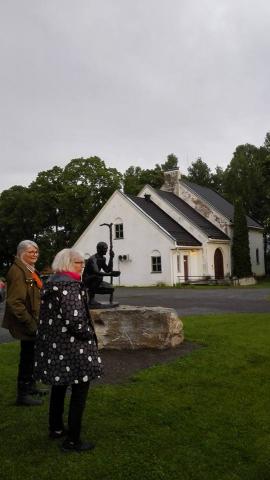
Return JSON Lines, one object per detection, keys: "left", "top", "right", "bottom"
{"left": 31, "top": 271, "right": 43, "bottom": 289}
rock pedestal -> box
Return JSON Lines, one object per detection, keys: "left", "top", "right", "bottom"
{"left": 90, "top": 305, "right": 184, "bottom": 350}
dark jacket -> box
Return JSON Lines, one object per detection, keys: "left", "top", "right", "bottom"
{"left": 2, "top": 258, "right": 41, "bottom": 340}
{"left": 34, "top": 273, "right": 103, "bottom": 385}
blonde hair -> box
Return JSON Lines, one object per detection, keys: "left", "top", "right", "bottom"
{"left": 51, "top": 248, "right": 84, "bottom": 272}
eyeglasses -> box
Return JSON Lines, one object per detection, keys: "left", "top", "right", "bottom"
{"left": 74, "top": 261, "right": 85, "bottom": 264}
{"left": 26, "top": 251, "right": 39, "bottom": 256}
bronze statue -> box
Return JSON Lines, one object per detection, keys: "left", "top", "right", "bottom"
{"left": 82, "top": 242, "right": 120, "bottom": 308}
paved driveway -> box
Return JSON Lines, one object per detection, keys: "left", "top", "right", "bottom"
{"left": 114, "top": 286, "right": 270, "bottom": 316}
{"left": 1, "top": 286, "right": 269, "bottom": 343}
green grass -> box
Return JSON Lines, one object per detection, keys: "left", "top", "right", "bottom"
{"left": 1, "top": 313, "right": 270, "bottom": 480}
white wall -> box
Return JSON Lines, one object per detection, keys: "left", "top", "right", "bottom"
{"left": 172, "top": 249, "right": 203, "bottom": 284}
{"left": 249, "top": 230, "right": 265, "bottom": 276}
{"left": 74, "top": 191, "right": 177, "bottom": 286}
{"left": 139, "top": 186, "right": 231, "bottom": 281}
{"left": 74, "top": 189, "right": 234, "bottom": 285}
{"left": 206, "top": 243, "right": 231, "bottom": 278}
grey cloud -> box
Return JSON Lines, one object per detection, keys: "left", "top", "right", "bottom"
{"left": 0, "top": 0, "right": 270, "bottom": 191}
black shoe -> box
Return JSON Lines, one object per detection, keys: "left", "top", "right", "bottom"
{"left": 16, "top": 394, "right": 43, "bottom": 406}
{"left": 49, "top": 428, "right": 68, "bottom": 439}
{"left": 61, "top": 439, "right": 95, "bottom": 453}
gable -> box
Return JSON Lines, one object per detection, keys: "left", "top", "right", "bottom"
{"left": 127, "top": 195, "right": 201, "bottom": 247}
{"left": 182, "top": 179, "right": 262, "bottom": 229}
{"left": 74, "top": 190, "right": 201, "bottom": 251}
{"left": 155, "top": 189, "right": 229, "bottom": 240}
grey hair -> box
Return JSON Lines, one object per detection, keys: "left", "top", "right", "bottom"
{"left": 17, "top": 240, "right": 39, "bottom": 258}
{"left": 51, "top": 248, "right": 84, "bottom": 272}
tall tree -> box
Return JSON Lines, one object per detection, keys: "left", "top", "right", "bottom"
{"left": 161, "top": 153, "right": 178, "bottom": 171}
{"left": 29, "top": 157, "right": 122, "bottom": 269}
{"left": 123, "top": 154, "right": 179, "bottom": 195}
{"left": 264, "top": 131, "right": 270, "bottom": 152}
{"left": 231, "top": 199, "right": 252, "bottom": 278}
{"left": 29, "top": 166, "right": 67, "bottom": 267}
{"left": 223, "top": 143, "right": 267, "bottom": 224}
{"left": 0, "top": 186, "right": 37, "bottom": 271}
{"left": 211, "top": 166, "right": 225, "bottom": 193}
{"left": 186, "top": 157, "right": 212, "bottom": 187}
{"left": 62, "top": 157, "right": 122, "bottom": 241}
{"left": 122, "top": 166, "right": 143, "bottom": 195}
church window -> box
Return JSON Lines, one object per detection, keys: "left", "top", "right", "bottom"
{"left": 115, "top": 223, "right": 124, "bottom": 239}
{"left": 151, "top": 256, "right": 162, "bottom": 273}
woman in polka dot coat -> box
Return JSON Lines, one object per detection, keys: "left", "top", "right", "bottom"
{"left": 34, "top": 248, "right": 103, "bottom": 452}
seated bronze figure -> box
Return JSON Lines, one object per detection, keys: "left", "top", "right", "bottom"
{"left": 82, "top": 242, "right": 120, "bottom": 309}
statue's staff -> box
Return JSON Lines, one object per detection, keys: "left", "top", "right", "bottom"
{"left": 100, "top": 223, "right": 113, "bottom": 285}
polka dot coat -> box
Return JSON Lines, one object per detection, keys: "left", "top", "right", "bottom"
{"left": 34, "top": 275, "right": 103, "bottom": 385}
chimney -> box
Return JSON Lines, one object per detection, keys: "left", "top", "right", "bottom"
{"left": 161, "top": 168, "right": 181, "bottom": 197}
{"left": 144, "top": 194, "right": 151, "bottom": 201}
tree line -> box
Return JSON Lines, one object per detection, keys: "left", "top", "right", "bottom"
{"left": 0, "top": 133, "right": 269, "bottom": 274}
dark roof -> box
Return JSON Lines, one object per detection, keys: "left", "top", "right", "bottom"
{"left": 127, "top": 195, "right": 202, "bottom": 246}
{"left": 181, "top": 179, "right": 262, "bottom": 229}
{"left": 156, "top": 190, "right": 229, "bottom": 240}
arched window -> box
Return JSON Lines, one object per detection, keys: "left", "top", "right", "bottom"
{"left": 114, "top": 217, "right": 124, "bottom": 239}
{"left": 151, "top": 250, "right": 162, "bottom": 273}
{"left": 256, "top": 248, "right": 260, "bottom": 265}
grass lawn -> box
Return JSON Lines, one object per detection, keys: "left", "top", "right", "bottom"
{"left": 1, "top": 313, "right": 270, "bottom": 480}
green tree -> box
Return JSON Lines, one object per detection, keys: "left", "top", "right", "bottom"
{"left": 264, "top": 131, "right": 270, "bottom": 152}
{"left": 123, "top": 165, "right": 163, "bottom": 195}
{"left": 211, "top": 166, "right": 225, "bottom": 193}
{"left": 231, "top": 199, "right": 252, "bottom": 278}
{"left": 122, "top": 166, "right": 143, "bottom": 195}
{"left": 29, "top": 166, "right": 68, "bottom": 268}
{"left": 62, "top": 157, "right": 122, "bottom": 241}
{"left": 29, "top": 157, "right": 122, "bottom": 267}
{"left": 186, "top": 157, "right": 212, "bottom": 187}
{"left": 0, "top": 186, "right": 37, "bottom": 271}
{"left": 223, "top": 143, "right": 267, "bottom": 224}
{"left": 161, "top": 154, "right": 178, "bottom": 171}
{"left": 123, "top": 154, "right": 179, "bottom": 195}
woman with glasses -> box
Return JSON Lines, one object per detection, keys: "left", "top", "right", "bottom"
{"left": 3, "top": 240, "right": 44, "bottom": 406}
{"left": 34, "top": 248, "right": 103, "bottom": 452}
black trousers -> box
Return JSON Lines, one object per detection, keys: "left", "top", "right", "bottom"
{"left": 49, "top": 382, "right": 90, "bottom": 442}
{"left": 17, "top": 340, "right": 35, "bottom": 387}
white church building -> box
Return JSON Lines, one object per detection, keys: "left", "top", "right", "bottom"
{"left": 74, "top": 169, "right": 265, "bottom": 286}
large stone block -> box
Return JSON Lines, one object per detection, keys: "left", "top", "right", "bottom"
{"left": 91, "top": 305, "right": 184, "bottom": 350}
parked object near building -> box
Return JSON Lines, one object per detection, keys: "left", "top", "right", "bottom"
{"left": 74, "top": 169, "right": 265, "bottom": 286}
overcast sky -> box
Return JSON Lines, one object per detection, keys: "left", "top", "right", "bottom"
{"left": 1, "top": 0, "right": 270, "bottom": 192}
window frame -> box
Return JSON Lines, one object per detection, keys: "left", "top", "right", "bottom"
{"left": 151, "top": 255, "right": 162, "bottom": 273}
{"left": 114, "top": 223, "right": 124, "bottom": 240}
{"left": 256, "top": 248, "right": 260, "bottom": 265}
